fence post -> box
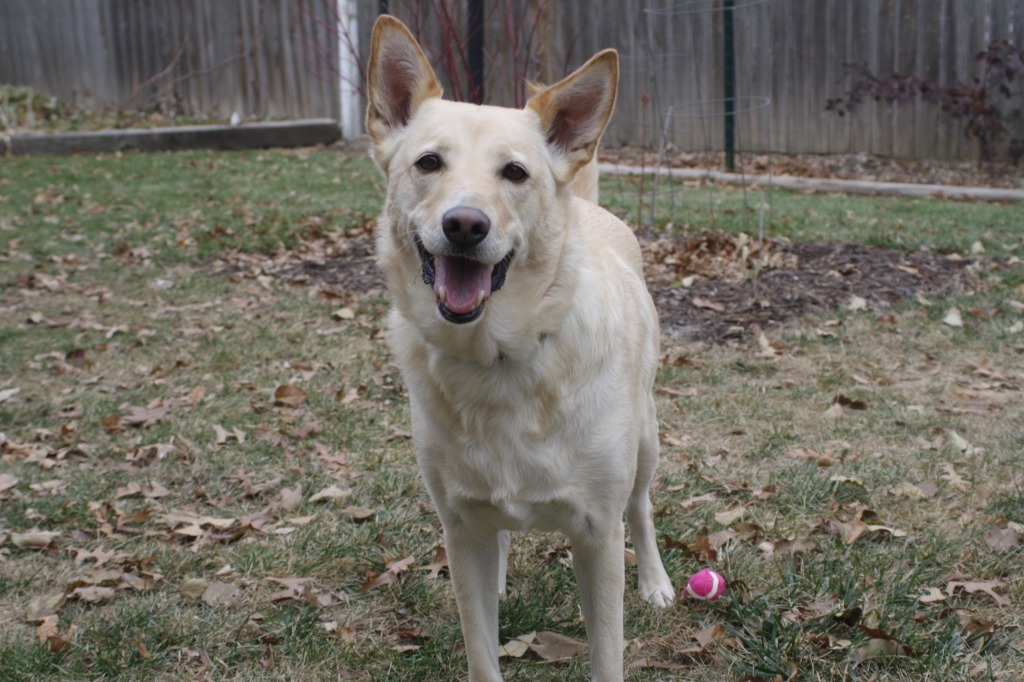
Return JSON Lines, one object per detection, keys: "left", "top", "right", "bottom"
{"left": 723, "top": 0, "right": 736, "bottom": 172}
{"left": 468, "top": 0, "right": 484, "bottom": 104}
{"left": 338, "top": 0, "right": 361, "bottom": 138}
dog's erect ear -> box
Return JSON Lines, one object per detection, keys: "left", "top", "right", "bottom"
{"left": 366, "top": 16, "right": 442, "bottom": 144}
{"left": 526, "top": 50, "right": 618, "bottom": 172}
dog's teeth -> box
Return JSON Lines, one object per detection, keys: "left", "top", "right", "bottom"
{"left": 475, "top": 290, "right": 485, "bottom": 307}
{"left": 438, "top": 286, "right": 447, "bottom": 305}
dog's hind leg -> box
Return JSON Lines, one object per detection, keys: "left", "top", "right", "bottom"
{"left": 626, "top": 406, "right": 676, "bottom": 608}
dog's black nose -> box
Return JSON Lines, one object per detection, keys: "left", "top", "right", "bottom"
{"left": 442, "top": 207, "right": 490, "bottom": 248}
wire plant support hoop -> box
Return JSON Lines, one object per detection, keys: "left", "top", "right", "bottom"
{"left": 602, "top": 0, "right": 774, "bottom": 238}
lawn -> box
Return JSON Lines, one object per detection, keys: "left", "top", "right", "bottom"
{"left": 1, "top": 149, "right": 1022, "bottom": 681}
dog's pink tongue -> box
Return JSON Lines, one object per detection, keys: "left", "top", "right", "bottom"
{"left": 434, "top": 255, "right": 492, "bottom": 314}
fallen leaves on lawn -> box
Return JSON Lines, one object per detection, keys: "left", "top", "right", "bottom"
{"left": 201, "top": 581, "right": 241, "bottom": 608}
{"left": 713, "top": 506, "right": 746, "bottom": 527}
{"left": 273, "top": 384, "right": 308, "bottom": 407}
{"left": 309, "top": 484, "right": 352, "bottom": 504}
{"left": 759, "top": 536, "right": 817, "bottom": 557}
{"left": 267, "top": 577, "right": 336, "bottom": 608}
{"left": 946, "top": 579, "right": 1009, "bottom": 606}
{"left": 416, "top": 546, "right": 449, "bottom": 579}
{"left": 339, "top": 505, "right": 375, "bottom": 521}
{"left": 69, "top": 585, "right": 116, "bottom": 603}
{"left": 788, "top": 447, "right": 837, "bottom": 467}
{"left": 942, "top": 307, "right": 964, "bottom": 327}
{"left": 498, "top": 631, "right": 587, "bottom": 663}
{"left": 984, "top": 527, "right": 1019, "bottom": 553}
{"left": 851, "top": 638, "right": 915, "bottom": 664}
{"left": 11, "top": 530, "right": 61, "bottom": 550}
{"left": 827, "top": 507, "right": 907, "bottom": 545}
{"left": 528, "top": 631, "right": 587, "bottom": 662}
{"left": 360, "top": 555, "right": 416, "bottom": 593}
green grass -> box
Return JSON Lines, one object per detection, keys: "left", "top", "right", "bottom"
{"left": 601, "top": 173, "right": 1024, "bottom": 258}
{"left": 1, "top": 149, "right": 1022, "bottom": 681}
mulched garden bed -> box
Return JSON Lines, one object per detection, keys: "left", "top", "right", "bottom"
{"left": 222, "top": 226, "right": 985, "bottom": 343}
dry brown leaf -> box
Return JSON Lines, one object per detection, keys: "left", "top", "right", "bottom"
{"left": 70, "top": 585, "right": 116, "bottom": 603}
{"left": 679, "top": 492, "right": 717, "bottom": 509}
{"left": 179, "top": 578, "right": 210, "bottom": 600}
{"left": 309, "top": 485, "right": 352, "bottom": 504}
{"left": 984, "top": 528, "right": 1019, "bottom": 553}
{"left": 267, "top": 577, "right": 316, "bottom": 603}
{"left": 764, "top": 536, "right": 817, "bottom": 557}
{"left": 528, "top": 631, "right": 586, "bottom": 662}
{"left": 0, "top": 473, "right": 19, "bottom": 493}
{"left": 946, "top": 580, "right": 1009, "bottom": 606}
{"left": 714, "top": 507, "right": 746, "bottom": 527}
{"left": 186, "top": 385, "right": 206, "bottom": 405}
{"left": 114, "top": 482, "right": 143, "bottom": 499}
{"left": 942, "top": 307, "right": 964, "bottom": 327}
{"left": 498, "top": 632, "right": 535, "bottom": 658}
{"left": 11, "top": 530, "right": 60, "bottom": 550}
{"left": 24, "top": 592, "right": 66, "bottom": 623}
{"left": 35, "top": 615, "right": 60, "bottom": 644}
{"left": 121, "top": 403, "right": 169, "bottom": 428}
{"left": 360, "top": 555, "right": 416, "bottom": 593}
{"left": 833, "top": 394, "right": 868, "bottom": 410}
{"left": 846, "top": 295, "right": 868, "bottom": 311}
{"left": 143, "top": 481, "right": 171, "bottom": 499}
{"left": 274, "top": 385, "right": 308, "bottom": 407}
{"left": 694, "top": 624, "right": 727, "bottom": 649}
{"left": 416, "top": 546, "right": 449, "bottom": 580}
{"left": 692, "top": 297, "right": 725, "bottom": 312}
{"left": 788, "top": 447, "right": 835, "bottom": 467}
{"left": 279, "top": 485, "right": 303, "bottom": 512}
{"left": 852, "top": 638, "right": 909, "bottom": 664}
{"left": 339, "top": 506, "right": 375, "bottom": 521}
{"left": 919, "top": 587, "right": 946, "bottom": 604}
{"left": 890, "top": 482, "right": 927, "bottom": 500}
{"left": 941, "top": 463, "right": 968, "bottom": 492}
{"left": 202, "top": 581, "right": 241, "bottom": 608}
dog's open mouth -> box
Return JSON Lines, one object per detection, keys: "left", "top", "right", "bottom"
{"left": 416, "top": 238, "right": 513, "bottom": 324}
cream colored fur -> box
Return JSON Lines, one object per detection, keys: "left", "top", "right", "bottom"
{"left": 367, "top": 16, "right": 674, "bottom": 682}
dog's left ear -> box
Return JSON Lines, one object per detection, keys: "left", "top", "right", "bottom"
{"left": 526, "top": 50, "right": 618, "bottom": 173}
{"left": 366, "top": 16, "right": 443, "bottom": 145}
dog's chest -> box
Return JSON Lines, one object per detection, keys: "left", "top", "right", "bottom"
{"left": 428, "top": 352, "right": 587, "bottom": 506}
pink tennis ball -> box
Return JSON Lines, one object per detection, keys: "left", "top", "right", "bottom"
{"left": 685, "top": 568, "right": 726, "bottom": 601}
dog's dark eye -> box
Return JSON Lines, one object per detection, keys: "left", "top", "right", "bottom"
{"left": 416, "top": 153, "right": 443, "bottom": 173}
{"left": 502, "top": 162, "right": 528, "bottom": 183}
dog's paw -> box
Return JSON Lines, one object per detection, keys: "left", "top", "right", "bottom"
{"left": 639, "top": 580, "right": 675, "bottom": 609}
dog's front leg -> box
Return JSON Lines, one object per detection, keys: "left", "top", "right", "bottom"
{"left": 570, "top": 519, "right": 625, "bottom": 682}
{"left": 443, "top": 514, "right": 504, "bottom": 682}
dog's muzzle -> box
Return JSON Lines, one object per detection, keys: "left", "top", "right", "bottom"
{"left": 416, "top": 237, "right": 513, "bottom": 324}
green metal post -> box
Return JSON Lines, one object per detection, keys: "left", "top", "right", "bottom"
{"left": 723, "top": 0, "right": 736, "bottom": 172}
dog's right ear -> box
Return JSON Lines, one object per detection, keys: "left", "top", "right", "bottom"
{"left": 366, "top": 16, "right": 442, "bottom": 147}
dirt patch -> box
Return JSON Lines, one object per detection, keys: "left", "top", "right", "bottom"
{"left": 224, "top": 228, "right": 982, "bottom": 342}
{"left": 643, "top": 230, "right": 980, "bottom": 339}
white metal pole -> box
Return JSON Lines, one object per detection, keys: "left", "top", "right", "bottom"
{"left": 338, "top": 0, "right": 361, "bottom": 139}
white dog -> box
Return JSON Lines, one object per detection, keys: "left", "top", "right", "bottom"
{"left": 366, "top": 16, "right": 675, "bottom": 681}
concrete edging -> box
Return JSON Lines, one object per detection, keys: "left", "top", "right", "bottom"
{"left": 1, "top": 119, "right": 341, "bottom": 156}
{"left": 598, "top": 162, "right": 1024, "bottom": 203}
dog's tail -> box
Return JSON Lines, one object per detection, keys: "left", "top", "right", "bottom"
{"left": 568, "top": 156, "right": 600, "bottom": 204}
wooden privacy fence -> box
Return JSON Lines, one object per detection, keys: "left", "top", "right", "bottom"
{"left": 2, "top": 0, "right": 1023, "bottom": 161}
